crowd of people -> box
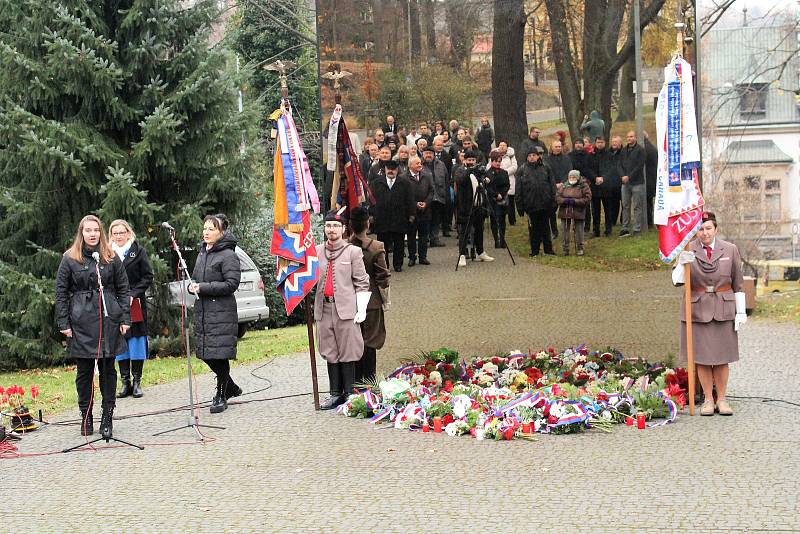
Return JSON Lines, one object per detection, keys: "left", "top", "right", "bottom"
{"left": 339, "top": 114, "right": 658, "bottom": 265}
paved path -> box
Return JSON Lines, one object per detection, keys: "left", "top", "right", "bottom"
{"left": 3, "top": 238, "right": 799, "bottom": 533}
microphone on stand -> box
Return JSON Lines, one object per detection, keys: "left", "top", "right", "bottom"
{"left": 161, "top": 222, "right": 175, "bottom": 231}
{"left": 91, "top": 251, "right": 109, "bottom": 318}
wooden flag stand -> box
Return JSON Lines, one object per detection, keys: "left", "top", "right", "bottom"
{"left": 684, "top": 262, "right": 696, "bottom": 416}
{"left": 266, "top": 60, "right": 320, "bottom": 410}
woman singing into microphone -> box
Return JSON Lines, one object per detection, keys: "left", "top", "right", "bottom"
{"left": 55, "top": 215, "right": 131, "bottom": 438}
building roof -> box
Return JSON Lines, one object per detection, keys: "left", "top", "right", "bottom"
{"left": 705, "top": 24, "right": 800, "bottom": 127}
{"left": 721, "top": 140, "right": 794, "bottom": 165}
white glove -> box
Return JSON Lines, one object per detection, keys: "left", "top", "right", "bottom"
{"left": 677, "top": 251, "right": 695, "bottom": 265}
{"left": 734, "top": 292, "right": 747, "bottom": 331}
{"left": 354, "top": 291, "right": 371, "bottom": 324}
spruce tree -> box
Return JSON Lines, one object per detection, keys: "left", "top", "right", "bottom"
{"left": 0, "top": 0, "right": 260, "bottom": 369}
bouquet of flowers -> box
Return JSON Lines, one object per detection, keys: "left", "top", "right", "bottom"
{"left": 336, "top": 345, "right": 687, "bottom": 441}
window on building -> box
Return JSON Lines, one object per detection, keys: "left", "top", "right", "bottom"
{"left": 723, "top": 180, "right": 737, "bottom": 192}
{"left": 744, "top": 175, "right": 761, "bottom": 190}
{"left": 765, "top": 179, "right": 780, "bottom": 191}
{"left": 737, "top": 83, "right": 768, "bottom": 119}
{"left": 765, "top": 193, "right": 781, "bottom": 219}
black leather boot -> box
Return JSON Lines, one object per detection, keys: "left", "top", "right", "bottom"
{"left": 80, "top": 409, "right": 93, "bottom": 436}
{"left": 100, "top": 406, "right": 113, "bottom": 439}
{"left": 225, "top": 377, "right": 243, "bottom": 400}
{"left": 131, "top": 360, "right": 144, "bottom": 398}
{"left": 210, "top": 378, "right": 227, "bottom": 414}
{"left": 117, "top": 359, "right": 132, "bottom": 398}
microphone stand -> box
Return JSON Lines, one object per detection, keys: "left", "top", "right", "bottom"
{"left": 153, "top": 228, "right": 224, "bottom": 440}
{"left": 63, "top": 256, "right": 144, "bottom": 452}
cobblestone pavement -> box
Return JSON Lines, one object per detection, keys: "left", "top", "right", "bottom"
{"left": 3, "top": 236, "right": 799, "bottom": 533}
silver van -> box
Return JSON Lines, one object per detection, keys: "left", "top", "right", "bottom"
{"left": 167, "top": 247, "right": 270, "bottom": 337}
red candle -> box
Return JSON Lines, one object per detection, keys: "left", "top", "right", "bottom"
{"left": 522, "top": 422, "right": 532, "bottom": 434}
{"left": 433, "top": 416, "right": 442, "bottom": 433}
{"left": 504, "top": 428, "right": 514, "bottom": 440}
{"left": 625, "top": 416, "right": 634, "bottom": 426}
{"left": 636, "top": 412, "right": 646, "bottom": 429}
{"left": 422, "top": 421, "right": 430, "bottom": 433}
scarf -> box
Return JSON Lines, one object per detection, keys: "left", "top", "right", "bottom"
{"left": 112, "top": 239, "right": 134, "bottom": 261}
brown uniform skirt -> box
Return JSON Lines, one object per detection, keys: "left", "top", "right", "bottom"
{"left": 680, "top": 320, "right": 739, "bottom": 366}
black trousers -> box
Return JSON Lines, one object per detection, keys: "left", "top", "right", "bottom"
{"left": 458, "top": 214, "right": 486, "bottom": 256}
{"left": 356, "top": 346, "right": 377, "bottom": 383}
{"left": 526, "top": 209, "right": 554, "bottom": 255}
{"left": 489, "top": 199, "right": 507, "bottom": 243}
{"left": 584, "top": 196, "right": 592, "bottom": 231}
{"left": 327, "top": 361, "right": 356, "bottom": 397}
{"left": 407, "top": 219, "right": 431, "bottom": 261}
{"left": 429, "top": 202, "right": 446, "bottom": 241}
{"left": 592, "top": 196, "right": 620, "bottom": 235}
{"left": 76, "top": 357, "right": 117, "bottom": 412}
{"left": 549, "top": 207, "right": 558, "bottom": 237}
{"left": 506, "top": 194, "right": 516, "bottom": 225}
{"left": 377, "top": 232, "right": 406, "bottom": 270}
{"left": 443, "top": 189, "right": 454, "bottom": 233}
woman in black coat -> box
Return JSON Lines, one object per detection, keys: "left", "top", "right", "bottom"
{"left": 109, "top": 219, "right": 154, "bottom": 399}
{"left": 188, "top": 214, "right": 241, "bottom": 413}
{"left": 55, "top": 215, "right": 130, "bottom": 438}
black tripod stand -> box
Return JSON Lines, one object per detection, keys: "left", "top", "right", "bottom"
{"left": 454, "top": 174, "right": 516, "bottom": 271}
{"left": 153, "top": 227, "right": 224, "bottom": 440}
{"left": 63, "top": 258, "right": 144, "bottom": 453}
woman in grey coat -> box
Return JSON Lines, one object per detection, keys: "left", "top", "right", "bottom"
{"left": 188, "top": 214, "right": 241, "bottom": 413}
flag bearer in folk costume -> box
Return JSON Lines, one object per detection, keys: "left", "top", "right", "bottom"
{"left": 672, "top": 212, "right": 746, "bottom": 417}
{"left": 315, "top": 209, "right": 372, "bottom": 410}
{"left": 348, "top": 207, "right": 391, "bottom": 383}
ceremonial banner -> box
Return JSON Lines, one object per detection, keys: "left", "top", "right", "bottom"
{"left": 654, "top": 57, "right": 704, "bottom": 263}
{"left": 269, "top": 103, "right": 320, "bottom": 314}
{"left": 328, "top": 105, "right": 373, "bottom": 219}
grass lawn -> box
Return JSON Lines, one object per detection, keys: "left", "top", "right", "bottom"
{"left": 506, "top": 220, "right": 668, "bottom": 272}
{"left": 0, "top": 325, "right": 309, "bottom": 418}
{"left": 752, "top": 291, "right": 800, "bottom": 325}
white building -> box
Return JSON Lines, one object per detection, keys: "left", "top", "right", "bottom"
{"left": 704, "top": 22, "right": 799, "bottom": 259}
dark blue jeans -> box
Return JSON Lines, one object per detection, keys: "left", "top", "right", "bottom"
{"left": 488, "top": 198, "right": 507, "bottom": 244}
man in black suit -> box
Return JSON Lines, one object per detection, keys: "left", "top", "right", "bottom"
{"left": 369, "top": 160, "right": 415, "bottom": 272}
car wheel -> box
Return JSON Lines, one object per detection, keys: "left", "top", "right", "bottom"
{"left": 237, "top": 323, "right": 248, "bottom": 339}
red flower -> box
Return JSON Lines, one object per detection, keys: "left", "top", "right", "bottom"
{"left": 547, "top": 346, "right": 556, "bottom": 355}
{"left": 443, "top": 380, "right": 454, "bottom": 393}
{"left": 474, "top": 359, "right": 484, "bottom": 368}
{"left": 491, "top": 357, "right": 502, "bottom": 365}
{"left": 665, "top": 373, "right": 678, "bottom": 386}
{"left": 465, "top": 369, "right": 475, "bottom": 378}
{"left": 525, "top": 367, "right": 543, "bottom": 382}
{"left": 579, "top": 346, "right": 589, "bottom": 356}
{"left": 0, "top": 386, "right": 5, "bottom": 395}
{"left": 547, "top": 415, "right": 558, "bottom": 425}
{"left": 442, "top": 414, "right": 455, "bottom": 426}
{"left": 675, "top": 368, "right": 689, "bottom": 387}
{"left": 543, "top": 404, "right": 551, "bottom": 417}
{"left": 602, "top": 353, "right": 613, "bottom": 362}
{"left": 596, "top": 392, "right": 609, "bottom": 402}
{"left": 17, "top": 387, "right": 25, "bottom": 396}
{"left": 30, "top": 386, "right": 39, "bottom": 399}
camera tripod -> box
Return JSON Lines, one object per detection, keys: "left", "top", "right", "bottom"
{"left": 454, "top": 173, "right": 516, "bottom": 271}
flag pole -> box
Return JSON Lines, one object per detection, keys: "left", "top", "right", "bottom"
{"left": 684, "top": 262, "right": 696, "bottom": 416}
{"left": 266, "top": 60, "right": 320, "bottom": 410}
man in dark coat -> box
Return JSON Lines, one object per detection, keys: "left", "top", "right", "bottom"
{"left": 369, "top": 159, "right": 415, "bottom": 272}
{"left": 404, "top": 156, "right": 435, "bottom": 266}
{"left": 475, "top": 117, "right": 494, "bottom": 159}
{"left": 519, "top": 126, "right": 546, "bottom": 161}
{"left": 644, "top": 131, "right": 658, "bottom": 227}
{"left": 367, "top": 145, "right": 393, "bottom": 183}
{"left": 590, "top": 136, "right": 623, "bottom": 237}
{"left": 618, "top": 130, "right": 646, "bottom": 237}
{"left": 360, "top": 142, "right": 378, "bottom": 179}
{"left": 381, "top": 115, "right": 398, "bottom": 135}
{"left": 545, "top": 139, "right": 572, "bottom": 239}
{"left": 569, "top": 138, "right": 596, "bottom": 233}
{"left": 422, "top": 145, "right": 449, "bottom": 247}
{"left": 517, "top": 147, "right": 556, "bottom": 256}
{"left": 454, "top": 150, "right": 495, "bottom": 267}
{"left": 417, "top": 122, "right": 434, "bottom": 147}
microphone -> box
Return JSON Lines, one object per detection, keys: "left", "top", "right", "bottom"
{"left": 161, "top": 222, "right": 175, "bottom": 231}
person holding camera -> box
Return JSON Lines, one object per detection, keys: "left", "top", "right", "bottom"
{"left": 56, "top": 215, "right": 131, "bottom": 438}
{"left": 109, "top": 219, "right": 154, "bottom": 399}
{"left": 454, "top": 150, "right": 495, "bottom": 267}
{"left": 188, "top": 214, "right": 242, "bottom": 414}
{"left": 485, "top": 150, "right": 510, "bottom": 248}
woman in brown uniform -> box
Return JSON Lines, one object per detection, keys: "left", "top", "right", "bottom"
{"left": 673, "top": 212, "right": 746, "bottom": 416}
{"left": 348, "top": 207, "right": 391, "bottom": 383}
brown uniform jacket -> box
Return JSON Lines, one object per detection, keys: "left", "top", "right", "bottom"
{"left": 677, "top": 238, "right": 744, "bottom": 323}
{"left": 348, "top": 235, "right": 390, "bottom": 310}
{"left": 314, "top": 242, "right": 370, "bottom": 321}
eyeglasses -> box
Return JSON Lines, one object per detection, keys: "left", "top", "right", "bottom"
{"left": 111, "top": 230, "right": 128, "bottom": 236}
